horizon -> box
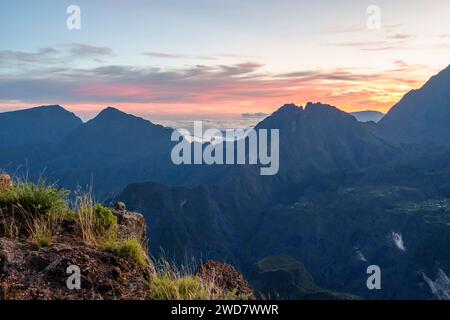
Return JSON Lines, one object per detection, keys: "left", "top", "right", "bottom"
{"left": 1, "top": 0, "right": 449, "bottom": 120}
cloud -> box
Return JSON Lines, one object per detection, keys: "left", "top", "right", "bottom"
{"left": 331, "top": 40, "right": 407, "bottom": 51}
{"left": 144, "top": 52, "right": 189, "bottom": 59}
{"left": 0, "top": 44, "right": 112, "bottom": 69}
{"left": 387, "top": 33, "right": 415, "bottom": 40}
{"left": 144, "top": 52, "right": 254, "bottom": 61}
{"left": 0, "top": 53, "right": 430, "bottom": 116}
{"left": 319, "top": 25, "right": 366, "bottom": 34}
{"left": 64, "top": 44, "right": 113, "bottom": 57}
{"left": 241, "top": 112, "right": 269, "bottom": 119}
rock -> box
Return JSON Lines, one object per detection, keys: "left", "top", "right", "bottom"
{"left": 0, "top": 173, "right": 13, "bottom": 193}
{"left": 115, "top": 202, "right": 127, "bottom": 211}
{"left": 0, "top": 201, "right": 154, "bottom": 300}
{"left": 0, "top": 239, "right": 150, "bottom": 300}
{"left": 111, "top": 206, "right": 148, "bottom": 248}
{"left": 195, "top": 260, "right": 255, "bottom": 299}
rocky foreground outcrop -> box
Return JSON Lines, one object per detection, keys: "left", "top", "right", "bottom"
{"left": 0, "top": 174, "right": 254, "bottom": 300}
{"left": 0, "top": 197, "right": 152, "bottom": 299}
{"left": 0, "top": 239, "right": 150, "bottom": 300}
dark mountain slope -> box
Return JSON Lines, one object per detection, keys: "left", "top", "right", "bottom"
{"left": 379, "top": 65, "right": 450, "bottom": 145}
{"left": 0, "top": 107, "right": 179, "bottom": 197}
{"left": 116, "top": 102, "right": 399, "bottom": 273}
{"left": 0, "top": 105, "right": 82, "bottom": 148}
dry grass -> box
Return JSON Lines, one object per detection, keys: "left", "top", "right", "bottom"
{"left": 148, "top": 257, "right": 243, "bottom": 300}
{"left": 0, "top": 180, "right": 69, "bottom": 248}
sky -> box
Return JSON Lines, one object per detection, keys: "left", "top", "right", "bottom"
{"left": 0, "top": 0, "right": 449, "bottom": 121}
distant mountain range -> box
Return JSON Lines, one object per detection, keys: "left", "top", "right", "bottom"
{"left": 0, "top": 105, "right": 82, "bottom": 149}
{"left": 1, "top": 65, "right": 450, "bottom": 299}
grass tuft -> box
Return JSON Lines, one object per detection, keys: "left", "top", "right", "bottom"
{"left": 148, "top": 257, "right": 245, "bottom": 300}
{"left": 0, "top": 181, "right": 69, "bottom": 216}
{"left": 103, "top": 239, "right": 149, "bottom": 266}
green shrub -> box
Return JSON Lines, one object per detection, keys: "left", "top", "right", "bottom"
{"left": 93, "top": 204, "right": 117, "bottom": 234}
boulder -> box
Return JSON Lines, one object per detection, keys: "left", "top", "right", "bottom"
{"left": 195, "top": 260, "right": 255, "bottom": 299}
{"left": 111, "top": 202, "right": 148, "bottom": 248}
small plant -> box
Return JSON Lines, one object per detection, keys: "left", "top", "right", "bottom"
{"left": 93, "top": 204, "right": 117, "bottom": 235}
{"left": 76, "top": 194, "right": 118, "bottom": 246}
{"left": 34, "top": 232, "right": 52, "bottom": 249}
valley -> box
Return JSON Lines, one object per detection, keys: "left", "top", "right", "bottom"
{"left": 1, "top": 65, "right": 450, "bottom": 299}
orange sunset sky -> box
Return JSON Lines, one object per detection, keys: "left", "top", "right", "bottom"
{"left": 1, "top": 0, "right": 449, "bottom": 120}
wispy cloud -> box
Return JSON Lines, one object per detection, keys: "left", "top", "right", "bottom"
{"left": 241, "top": 112, "right": 269, "bottom": 119}
{"left": 0, "top": 44, "right": 112, "bottom": 69}
{"left": 144, "top": 52, "right": 255, "bottom": 61}
{"left": 331, "top": 40, "right": 407, "bottom": 51}
{"left": 0, "top": 53, "right": 429, "bottom": 117}
{"left": 387, "top": 33, "right": 415, "bottom": 40}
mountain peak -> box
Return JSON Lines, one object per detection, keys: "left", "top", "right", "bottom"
{"left": 97, "top": 106, "right": 128, "bottom": 117}
{"left": 305, "top": 102, "right": 338, "bottom": 111}
{"left": 279, "top": 103, "right": 302, "bottom": 111}
{"left": 91, "top": 107, "right": 140, "bottom": 124}
{"left": 271, "top": 103, "right": 303, "bottom": 117}
{"left": 35, "top": 104, "right": 65, "bottom": 110}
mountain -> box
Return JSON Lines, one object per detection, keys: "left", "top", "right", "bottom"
{"left": 114, "top": 102, "right": 401, "bottom": 295}
{"left": 255, "top": 103, "right": 396, "bottom": 180}
{"left": 350, "top": 111, "right": 385, "bottom": 123}
{"left": 0, "top": 106, "right": 185, "bottom": 197}
{"left": 379, "top": 65, "right": 450, "bottom": 145}
{"left": 62, "top": 107, "right": 172, "bottom": 159}
{"left": 0, "top": 105, "right": 82, "bottom": 148}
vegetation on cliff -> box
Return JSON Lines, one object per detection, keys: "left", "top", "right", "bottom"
{"left": 0, "top": 174, "right": 253, "bottom": 300}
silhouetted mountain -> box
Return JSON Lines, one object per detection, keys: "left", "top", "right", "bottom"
{"left": 256, "top": 102, "right": 396, "bottom": 179}
{"left": 0, "top": 105, "right": 82, "bottom": 148}
{"left": 350, "top": 111, "right": 385, "bottom": 123}
{"left": 0, "top": 107, "right": 183, "bottom": 197}
{"left": 379, "top": 65, "right": 450, "bottom": 145}
{"left": 60, "top": 107, "right": 173, "bottom": 163}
